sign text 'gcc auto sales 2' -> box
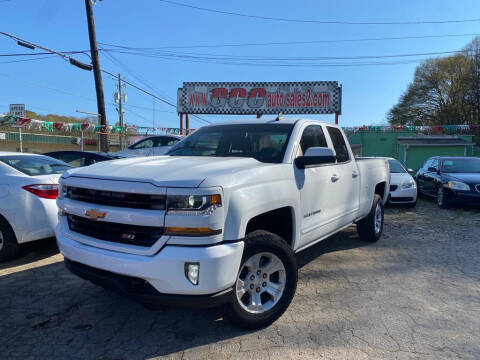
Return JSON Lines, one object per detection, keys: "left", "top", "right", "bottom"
{"left": 177, "top": 82, "right": 342, "bottom": 115}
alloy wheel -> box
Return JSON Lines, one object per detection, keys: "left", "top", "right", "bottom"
{"left": 235, "top": 252, "right": 286, "bottom": 314}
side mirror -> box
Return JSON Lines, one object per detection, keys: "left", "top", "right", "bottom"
{"left": 427, "top": 167, "right": 437, "bottom": 172}
{"left": 295, "top": 147, "right": 336, "bottom": 169}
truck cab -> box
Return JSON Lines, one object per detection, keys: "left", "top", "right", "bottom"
{"left": 56, "top": 118, "right": 389, "bottom": 329}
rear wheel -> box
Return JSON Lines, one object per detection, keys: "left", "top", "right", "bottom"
{"left": 226, "top": 230, "right": 297, "bottom": 330}
{"left": 357, "top": 194, "right": 384, "bottom": 242}
{"left": 0, "top": 218, "right": 20, "bottom": 262}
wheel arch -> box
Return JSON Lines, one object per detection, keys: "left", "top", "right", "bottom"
{"left": 245, "top": 207, "right": 296, "bottom": 248}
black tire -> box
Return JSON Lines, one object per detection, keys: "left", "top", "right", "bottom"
{"left": 356, "top": 194, "right": 384, "bottom": 243}
{"left": 437, "top": 186, "right": 451, "bottom": 209}
{"left": 0, "top": 217, "right": 20, "bottom": 262}
{"left": 226, "top": 230, "right": 297, "bottom": 330}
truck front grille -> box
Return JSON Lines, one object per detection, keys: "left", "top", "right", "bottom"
{"left": 66, "top": 186, "right": 165, "bottom": 210}
{"left": 67, "top": 214, "right": 164, "bottom": 247}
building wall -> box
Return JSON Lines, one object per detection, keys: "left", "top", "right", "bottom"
{"left": 348, "top": 131, "right": 474, "bottom": 159}
{"left": 348, "top": 131, "right": 401, "bottom": 158}
{"left": 348, "top": 131, "right": 476, "bottom": 172}
{"left": 398, "top": 145, "right": 471, "bottom": 172}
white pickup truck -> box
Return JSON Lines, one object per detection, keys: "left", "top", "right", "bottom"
{"left": 56, "top": 118, "right": 389, "bottom": 329}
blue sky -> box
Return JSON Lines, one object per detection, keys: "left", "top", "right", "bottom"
{"left": 1, "top": 0, "right": 479, "bottom": 130}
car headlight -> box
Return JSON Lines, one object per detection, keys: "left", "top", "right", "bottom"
{"left": 167, "top": 194, "right": 222, "bottom": 215}
{"left": 401, "top": 179, "right": 416, "bottom": 189}
{"left": 447, "top": 181, "right": 470, "bottom": 191}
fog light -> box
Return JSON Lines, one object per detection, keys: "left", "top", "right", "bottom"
{"left": 185, "top": 262, "right": 199, "bottom": 285}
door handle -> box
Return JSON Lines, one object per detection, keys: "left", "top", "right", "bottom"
{"left": 331, "top": 174, "right": 340, "bottom": 182}
{"left": 352, "top": 171, "right": 359, "bottom": 178}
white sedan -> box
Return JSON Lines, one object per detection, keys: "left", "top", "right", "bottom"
{"left": 388, "top": 158, "right": 417, "bottom": 206}
{"left": 0, "top": 152, "right": 72, "bottom": 261}
{"left": 115, "top": 135, "right": 181, "bottom": 158}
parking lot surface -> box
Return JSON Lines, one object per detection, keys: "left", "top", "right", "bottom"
{"left": 1, "top": 198, "right": 479, "bottom": 360}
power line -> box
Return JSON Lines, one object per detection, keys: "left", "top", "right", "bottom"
{"left": 0, "top": 55, "right": 57, "bottom": 64}
{"left": 101, "top": 68, "right": 211, "bottom": 124}
{"left": 0, "top": 71, "right": 98, "bottom": 102}
{"left": 0, "top": 31, "right": 208, "bottom": 126}
{"left": 99, "top": 33, "right": 480, "bottom": 50}
{"left": 0, "top": 51, "right": 88, "bottom": 57}
{"left": 156, "top": 0, "right": 480, "bottom": 25}
{"left": 111, "top": 48, "right": 465, "bottom": 61}
{"left": 101, "top": 49, "right": 206, "bottom": 126}
{"left": 124, "top": 103, "right": 176, "bottom": 113}
{"left": 101, "top": 47, "right": 176, "bottom": 103}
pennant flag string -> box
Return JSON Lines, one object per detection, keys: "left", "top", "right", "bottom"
{"left": 0, "top": 114, "right": 195, "bottom": 135}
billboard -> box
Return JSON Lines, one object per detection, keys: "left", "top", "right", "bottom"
{"left": 177, "top": 81, "right": 341, "bottom": 115}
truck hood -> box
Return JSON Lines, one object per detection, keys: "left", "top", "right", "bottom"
{"left": 63, "top": 156, "right": 271, "bottom": 188}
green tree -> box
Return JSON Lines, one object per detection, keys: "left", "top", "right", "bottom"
{"left": 388, "top": 37, "right": 480, "bottom": 126}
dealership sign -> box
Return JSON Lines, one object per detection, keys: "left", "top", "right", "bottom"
{"left": 177, "top": 81, "right": 341, "bottom": 115}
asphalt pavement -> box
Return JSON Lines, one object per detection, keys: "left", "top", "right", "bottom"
{"left": 1, "top": 198, "right": 479, "bottom": 360}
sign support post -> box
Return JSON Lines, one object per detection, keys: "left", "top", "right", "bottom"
{"left": 19, "top": 127, "right": 22, "bottom": 153}
{"left": 179, "top": 113, "right": 184, "bottom": 135}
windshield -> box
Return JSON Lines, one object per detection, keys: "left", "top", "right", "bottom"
{"left": 441, "top": 158, "right": 480, "bottom": 173}
{"left": 167, "top": 123, "right": 294, "bottom": 163}
{"left": 388, "top": 159, "right": 407, "bottom": 173}
{"left": 0, "top": 155, "right": 72, "bottom": 176}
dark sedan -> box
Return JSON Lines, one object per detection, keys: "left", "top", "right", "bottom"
{"left": 43, "top": 151, "right": 116, "bottom": 167}
{"left": 415, "top": 156, "right": 480, "bottom": 208}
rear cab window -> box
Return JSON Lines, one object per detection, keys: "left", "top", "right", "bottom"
{"left": 327, "top": 126, "right": 351, "bottom": 163}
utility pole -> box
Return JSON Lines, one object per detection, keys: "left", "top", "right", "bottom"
{"left": 117, "top": 73, "right": 124, "bottom": 149}
{"left": 84, "top": 0, "right": 108, "bottom": 152}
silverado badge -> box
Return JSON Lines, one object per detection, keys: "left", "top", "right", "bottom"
{"left": 85, "top": 209, "right": 106, "bottom": 220}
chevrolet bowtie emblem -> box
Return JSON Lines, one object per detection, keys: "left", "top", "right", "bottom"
{"left": 85, "top": 209, "right": 106, "bottom": 220}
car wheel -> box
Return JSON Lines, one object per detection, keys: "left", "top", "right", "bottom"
{"left": 226, "top": 230, "right": 297, "bottom": 330}
{"left": 357, "top": 194, "right": 384, "bottom": 242}
{"left": 437, "top": 186, "right": 450, "bottom": 209}
{"left": 0, "top": 217, "right": 20, "bottom": 262}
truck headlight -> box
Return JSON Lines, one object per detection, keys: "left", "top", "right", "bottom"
{"left": 401, "top": 179, "right": 416, "bottom": 189}
{"left": 167, "top": 194, "right": 222, "bottom": 215}
{"left": 447, "top": 181, "right": 470, "bottom": 191}
{"left": 57, "top": 184, "right": 67, "bottom": 199}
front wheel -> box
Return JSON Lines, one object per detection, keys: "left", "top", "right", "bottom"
{"left": 357, "top": 194, "right": 384, "bottom": 242}
{"left": 437, "top": 186, "right": 451, "bottom": 208}
{"left": 226, "top": 230, "right": 297, "bottom": 330}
